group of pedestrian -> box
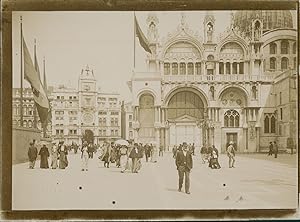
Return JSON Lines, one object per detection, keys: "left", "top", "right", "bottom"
{"left": 27, "top": 140, "right": 69, "bottom": 170}
{"left": 268, "top": 141, "right": 279, "bottom": 158}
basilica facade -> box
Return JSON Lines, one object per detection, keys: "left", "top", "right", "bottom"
{"left": 127, "top": 11, "right": 297, "bottom": 153}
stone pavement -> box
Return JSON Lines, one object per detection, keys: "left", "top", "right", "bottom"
{"left": 12, "top": 152, "right": 297, "bottom": 210}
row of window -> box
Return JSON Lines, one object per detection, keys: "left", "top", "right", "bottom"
{"left": 269, "top": 41, "right": 296, "bottom": 55}
{"left": 98, "top": 111, "right": 119, "bottom": 115}
{"left": 99, "top": 129, "right": 119, "bottom": 136}
{"left": 164, "top": 62, "right": 202, "bottom": 75}
{"left": 163, "top": 62, "right": 245, "bottom": 75}
{"left": 99, "top": 118, "right": 119, "bottom": 126}
{"left": 269, "top": 57, "right": 296, "bottom": 70}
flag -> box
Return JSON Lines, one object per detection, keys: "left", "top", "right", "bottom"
{"left": 134, "top": 15, "right": 151, "bottom": 53}
{"left": 23, "top": 36, "right": 50, "bottom": 125}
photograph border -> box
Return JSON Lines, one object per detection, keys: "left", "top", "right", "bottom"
{"left": 1, "top": 0, "right": 299, "bottom": 220}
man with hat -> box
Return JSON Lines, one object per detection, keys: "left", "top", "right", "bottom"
{"left": 129, "top": 143, "right": 140, "bottom": 173}
{"left": 28, "top": 141, "right": 38, "bottom": 169}
{"left": 175, "top": 142, "right": 193, "bottom": 194}
{"left": 226, "top": 141, "right": 235, "bottom": 168}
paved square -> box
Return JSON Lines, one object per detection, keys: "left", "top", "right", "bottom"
{"left": 12, "top": 152, "right": 297, "bottom": 210}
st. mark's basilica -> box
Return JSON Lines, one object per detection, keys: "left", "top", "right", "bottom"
{"left": 128, "top": 11, "right": 297, "bottom": 153}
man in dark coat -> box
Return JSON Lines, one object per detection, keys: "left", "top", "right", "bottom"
{"left": 273, "top": 141, "right": 278, "bottom": 158}
{"left": 175, "top": 142, "right": 193, "bottom": 194}
{"left": 129, "top": 143, "right": 140, "bottom": 173}
{"left": 28, "top": 142, "right": 38, "bottom": 169}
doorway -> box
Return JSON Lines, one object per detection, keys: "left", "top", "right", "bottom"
{"left": 226, "top": 133, "right": 238, "bottom": 151}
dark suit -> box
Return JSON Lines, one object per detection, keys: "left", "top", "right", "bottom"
{"left": 175, "top": 150, "right": 193, "bottom": 193}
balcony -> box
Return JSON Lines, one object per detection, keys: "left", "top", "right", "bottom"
{"left": 162, "top": 74, "right": 275, "bottom": 84}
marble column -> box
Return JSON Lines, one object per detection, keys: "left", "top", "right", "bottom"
{"left": 237, "top": 62, "right": 240, "bottom": 74}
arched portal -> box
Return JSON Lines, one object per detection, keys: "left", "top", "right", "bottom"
{"left": 83, "top": 129, "right": 94, "bottom": 144}
{"left": 166, "top": 89, "right": 207, "bottom": 148}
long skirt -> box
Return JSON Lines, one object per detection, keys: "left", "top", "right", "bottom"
{"left": 81, "top": 152, "right": 89, "bottom": 170}
{"left": 40, "top": 155, "right": 49, "bottom": 169}
{"left": 59, "top": 153, "right": 68, "bottom": 169}
{"left": 51, "top": 153, "right": 58, "bottom": 169}
{"left": 120, "top": 155, "right": 127, "bottom": 171}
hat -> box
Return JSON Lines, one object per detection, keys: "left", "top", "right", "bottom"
{"left": 134, "top": 143, "right": 138, "bottom": 146}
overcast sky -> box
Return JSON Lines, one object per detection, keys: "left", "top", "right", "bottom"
{"left": 12, "top": 11, "right": 296, "bottom": 102}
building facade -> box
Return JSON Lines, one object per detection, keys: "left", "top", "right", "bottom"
{"left": 13, "top": 65, "right": 122, "bottom": 145}
{"left": 127, "top": 11, "right": 297, "bottom": 153}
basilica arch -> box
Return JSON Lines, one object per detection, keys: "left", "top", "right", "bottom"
{"left": 164, "top": 87, "right": 208, "bottom": 149}
{"left": 218, "top": 86, "right": 249, "bottom": 153}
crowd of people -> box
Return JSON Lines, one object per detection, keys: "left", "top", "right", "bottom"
{"left": 27, "top": 139, "right": 162, "bottom": 174}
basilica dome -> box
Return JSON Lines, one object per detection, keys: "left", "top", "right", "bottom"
{"left": 233, "top": 10, "right": 293, "bottom": 37}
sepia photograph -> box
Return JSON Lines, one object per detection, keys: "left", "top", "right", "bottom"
{"left": 11, "top": 9, "right": 297, "bottom": 211}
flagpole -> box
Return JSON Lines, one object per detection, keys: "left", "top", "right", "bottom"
{"left": 33, "top": 38, "right": 37, "bottom": 128}
{"left": 43, "top": 56, "right": 47, "bottom": 138}
{"left": 133, "top": 11, "right": 136, "bottom": 69}
{"left": 20, "top": 16, "right": 24, "bottom": 127}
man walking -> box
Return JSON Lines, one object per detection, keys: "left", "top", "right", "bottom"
{"left": 175, "top": 142, "right": 193, "bottom": 194}
{"left": 129, "top": 143, "right": 139, "bottom": 173}
{"left": 268, "top": 142, "right": 273, "bottom": 156}
{"left": 226, "top": 141, "right": 235, "bottom": 168}
{"left": 28, "top": 141, "right": 38, "bottom": 169}
{"left": 273, "top": 141, "right": 278, "bottom": 158}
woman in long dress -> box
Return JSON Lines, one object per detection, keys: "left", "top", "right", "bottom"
{"left": 81, "top": 141, "right": 89, "bottom": 171}
{"left": 58, "top": 142, "right": 68, "bottom": 169}
{"left": 39, "top": 145, "right": 50, "bottom": 169}
{"left": 51, "top": 143, "right": 58, "bottom": 169}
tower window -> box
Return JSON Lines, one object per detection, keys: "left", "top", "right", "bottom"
{"left": 172, "top": 63, "right": 178, "bottom": 75}
{"left": 281, "top": 57, "right": 288, "bottom": 70}
{"left": 187, "top": 63, "right": 194, "bottom": 75}
{"left": 281, "top": 40, "right": 289, "bottom": 54}
{"left": 270, "top": 42, "right": 277, "bottom": 54}
{"left": 164, "top": 63, "right": 170, "bottom": 75}
{"left": 195, "top": 62, "right": 201, "bottom": 75}
{"left": 270, "top": 57, "right": 276, "bottom": 70}
{"left": 180, "top": 62, "right": 186, "bottom": 75}
{"left": 224, "top": 110, "right": 239, "bottom": 127}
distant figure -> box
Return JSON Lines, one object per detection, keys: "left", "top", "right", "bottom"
{"left": 172, "top": 145, "right": 177, "bottom": 159}
{"left": 129, "top": 143, "right": 140, "bottom": 173}
{"left": 226, "top": 141, "right": 235, "bottom": 168}
{"left": 268, "top": 142, "right": 273, "bottom": 156}
{"left": 120, "top": 145, "right": 128, "bottom": 173}
{"left": 51, "top": 143, "right": 59, "bottom": 169}
{"left": 81, "top": 141, "right": 89, "bottom": 171}
{"left": 175, "top": 142, "right": 193, "bottom": 194}
{"left": 159, "top": 145, "right": 164, "bottom": 157}
{"left": 39, "top": 144, "right": 50, "bottom": 169}
{"left": 191, "top": 143, "right": 195, "bottom": 156}
{"left": 200, "top": 145, "right": 208, "bottom": 164}
{"left": 144, "top": 144, "right": 151, "bottom": 162}
{"left": 273, "top": 141, "right": 278, "bottom": 158}
{"left": 88, "top": 144, "right": 94, "bottom": 159}
{"left": 28, "top": 142, "right": 38, "bottom": 169}
{"left": 210, "top": 145, "right": 221, "bottom": 169}
{"left": 58, "top": 142, "right": 68, "bottom": 169}
{"left": 102, "top": 142, "right": 111, "bottom": 168}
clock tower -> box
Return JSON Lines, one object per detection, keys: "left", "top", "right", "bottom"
{"left": 78, "top": 65, "right": 97, "bottom": 142}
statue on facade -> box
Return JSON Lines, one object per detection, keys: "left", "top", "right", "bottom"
{"left": 207, "top": 23, "right": 213, "bottom": 42}
{"left": 148, "top": 21, "right": 158, "bottom": 42}
{"left": 254, "top": 21, "right": 261, "bottom": 41}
